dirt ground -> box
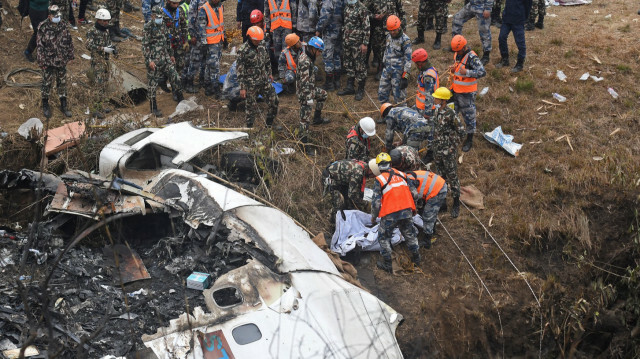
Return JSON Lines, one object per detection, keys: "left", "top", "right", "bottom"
{"left": 1, "top": 0, "right": 640, "bottom": 357}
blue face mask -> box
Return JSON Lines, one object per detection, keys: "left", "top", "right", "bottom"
{"left": 52, "top": 16, "right": 61, "bottom": 23}
{"left": 434, "top": 104, "right": 441, "bottom": 109}
{"left": 154, "top": 18, "right": 163, "bottom": 24}
{"left": 362, "top": 133, "right": 369, "bottom": 139}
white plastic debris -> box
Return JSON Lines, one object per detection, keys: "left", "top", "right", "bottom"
{"left": 604, "top": 14, "right": 611, "bottom": 19}
{"left": 483, "top": 126, "right": 522, "bottom": 157}
{"left": 590, "top": 76, "right": 604, "bottom": 82}
{"left": 230, "top": 46, "right": 237, "bottom": 55}
{"left": 5, "top": 28, "right": 14, "bottom": 31}
{"left": 18, "top": 118, "right": 44, "bottom": 140}
{"left": 81, "top": 54, "right": 91, "bottom": 60}
{"left": 18, "top": 104, "right": 26, "bottom": 109}
{"left": 479, "top": 86, "right": 489, "bottom": 96}
{"left": 556, "top": 70, "right": 567, "bottom": 82}
{"left": 117, "top": 313, "right": 139, "bottom": 320}
{"left": 607, "top": 87, "right": 619, "bottom": 99}
{"left": 168, "top": 98, "right": 203, "bottom": 119}
{"left": 553, "top": 93, "right": 567, "bottom": 102}
{"left": 128, "top": 288, "right": 148, "bottom": 297}
{"left": 579, "top": 72, "right": 589, "bottom": 80}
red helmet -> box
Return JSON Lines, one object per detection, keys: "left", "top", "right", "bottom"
{"left": 250, "top": 9, "right": 263, "bottom": 24}
{"left": 411, "top": 48, "right": 428, "bottom": 63}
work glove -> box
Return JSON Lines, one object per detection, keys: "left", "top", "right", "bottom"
{"left": 182, "top": 42, "right": 189, "bottom": 51}
{"left": 400, "top": 77, "right": 408, "bottom": 90}
{"left": 306, "top": 99, "right": 314, "bottom": 106}
{"left": 103, "top": 46, "right": 115, "bottom": 54}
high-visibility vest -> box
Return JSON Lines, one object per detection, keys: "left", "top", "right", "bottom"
{"left": 410, "top": 170, "right": 445, "bottom": 201}
{"left": 375, "top": 169, "right": 416, "bottom": 218}
{"left": 200, "top": 2, "right": 224, "bottom": 44}
{"left": 284, "top": 48, "right": 297, "bottom": 71}
{"left": 267, "top": 0, "right": 292, "bottom": 30}
{"left": 451, "top": 51, "right": 478, "bottom": 93}
{"left": 416, "top": 67, "right": 439, "bottom": 111}
{"left": 346, "top": 126, "right": 370, "bottom": 150}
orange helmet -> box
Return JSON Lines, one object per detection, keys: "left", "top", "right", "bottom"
{"left": 386, "top": 15, "right": 401, "bottom": 31}
{"left": 411, "top": 48, "right": 428, "bottom": 63}
{"left": 451, "top": 34, "right": 467, "bottom": 52}
{"left": 247, "top": 26, "right": 264, "bottom": 41}
{"left": 250, "top": 9, "right": 263, "bottom": 24}
{"left": 285, "top": 33, "right": 300, "bottom": 48}
{"left": 380, "top": 103, "right": 393, "bottom": 118}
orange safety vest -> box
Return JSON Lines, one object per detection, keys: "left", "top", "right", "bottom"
{"left": 284, "top": 48, "right": 297, "bottom": 71}
{"left": 375, "top": 169, "right": 416, "bottom": 218}
{"left": 416, "top": 67, "right": 439, "bottom": 111}
{"left": 267, "top": 0, "right": 292, "bottom": 30}
{"left": 200, "top": 2, "right": 224, "bottom": 44}
{"left": 410, "top": 170, "right": 445, "bottom": 201}
{"left": 346, "top": 126, "right": 370, "bottom": 150}
{"left": 451, "top": 51, "right": 477, "bottom": 94}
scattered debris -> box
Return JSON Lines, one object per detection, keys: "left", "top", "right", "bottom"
{"left": 555, "top": 134, "right": 574, "bottom": 151}
{"left": 479, "top": 86, "right": 489, "bottom": 96}
{"left": 580, "top": 72, "right": 589, "bottom": 80}
{"left": 610, "top": 128, "right": 620, "bottom": 136}
{"left": 556, "top": 70, "right": 567, "bottom": 82}
{"left": 488, "top": 213, "right": 494, "bottom": 227}
{"left": 483, "top": 126, "right": 522, "bottom": 156}
{"left": 607, "top": 87, "right": 619, "bottom": 99}
{"left": 592, "top": 156, "right": 604, "bottom": 161}
{"left": 591, "top": 55, "right": 602, "bottom": 64}
{"left": 186, "top": 272, "right": 212, "bottom": 290}
{"left": 2, "top": 346, "right": 39, "bottom": 358}
{"left": 81, "top": 54, "right": 91, "bottom": 60}
{"left": 460, "top": 185, "right": 485, "bottom": 209}
{"left": 17, "top": 118, "right": 43, "bottom": 140}
{"left": 44, "top": 121, "right": 86, "bottom": 156}
{"left": 552, "top": 93, "right": 567, "bottom": 102}
{"left": 103, "top": 244, "right": 151, "bottom": 284}
{"left": 168, "top": 97, "right": 203, "bottom": 120}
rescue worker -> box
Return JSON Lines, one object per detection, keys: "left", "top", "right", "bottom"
{"left": 143, "top": 0, "right": 164, "bottom": 22}
{"left": 197, "top": 0, "right": 225, "bottom": 97}
{"left": 143, "top": 6, "right": 184, "bottom": 116}
{"left": 378, "top": 15, "right": 412, "bottom": 106}
{"left": 414, "top": 0, "right": 449, "bottom": 50}
{"left": 296, "top": 36, "right": 330, "bottom": 153}
{"left": 496, "top": 0, "right": 531, "bottom": 73}
{"left": 337, "top": 0, "right": 370, "bottom": 101}
{"left": 86, "top": 8, "right": 115, "bottom": 119}
{"left": 184, "top": 0, "right": 207, "bottom": 93}
{"left": 371, "top": 152, "right": 420, "bottom": 273}
{"left": 237, "top": 26, "right": 279, "bottom": 128}
{"left": 389, "top": 146, "right": 420, "bottom": 172}
{"left": 315, "top": 0, "right": 343, "bottom": 91}
{"left": 366, "top": 0, "right": 405, "bottom": 79}
{"left": 322, "top": 159, "right": 373, "bottom": 223}
{"left": 248, "top": 10, "right": 276, "bottom": 75}
{"left": 162, "top": 0, "right": 189, "bottom": 76}
{"left": 37, "top": 5, "right": 75, "bottom": 119}
{"left": 491, "top": 0, "right": 503, "bottom": 26}
{"left": 407, "top": 169, "right": 447, "bottom": 248}
{"left": 222, "top": 60, "right": 242, "bottom": 111}
{"left": 296, "top": 0, "right": 317, "bottom": 42}
{"left": 106, "top": 0, "right": 126, "bottom": 41}
{"left": 525, "top": 0, "right": 544, "bottom": 30}
{"left": 451, "top": 0, "right": 493, "bottom": 65}
{"left": 448, "top": 35, "right": 485, "bottom": 152}
{"left": 380, "top": 103, "right": 433, "bottom": 152}
{"left": 264, "top": 0, "right": 296, "bottom": 64}
{"left": 237, "top": 0, "right": 263, "bottom": 42}
{"left": 345, "top": 117, "right": 377, "bottom": 162}
{"left": 412, "top": 48, "right": 439, "bottom": 118}
{"left": 431, "top": 87, "right": 465, "bottom": 218}
{"left": 278, "top": 33, "right": 302, "bottom": 94}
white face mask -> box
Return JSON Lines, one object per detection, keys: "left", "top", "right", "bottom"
{"left": 154, "top": 18, "right": 163, "bottom": 24}
{"left": 52, "top": 16, "right": 61, "bottom": 23}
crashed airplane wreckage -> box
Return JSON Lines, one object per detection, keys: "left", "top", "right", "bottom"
{"left": 0, "top": 122, "right": 405, "bottom": 358}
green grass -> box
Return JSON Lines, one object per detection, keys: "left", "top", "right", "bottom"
{"left": 550, "top": 38, "right": 563, "bottom": 46}
{"left": 497, "top": 95, "right": 511, "bottom": 104}
{"left": 515, "top": 78, "right": 534, "bottom": 93}
{"left": 616, "top": 64, "right": 631, "bottom": 73}
{"left": 564, "top": 50, "right": 576, "bottom": 59}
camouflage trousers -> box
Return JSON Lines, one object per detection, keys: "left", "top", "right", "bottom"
{"left": 493, "top": 0, "right": 503, "bottom": 13}
{"left": 245, "top": 80, "right": 278, "bottom": 127}
{"left": 282, "top": 69, "right": 295, "bottom": 85}
{"left": 342, "top": 41, "right": 367, "bottom": 83}
{"left": 271, "top": 27, "right": 292, "bottom": 63}
{"left": 420, "top": 183, "right": 447, "bottom": 235}
{"left": 325, "top": 185, "right": 356, "bottom": 221}
{"left": 299, "top": 87, "right": 327, "bottom": 137}
{"left": 203, "top": 43, "right": 222, "bottom": 87}
{"left": 321, "top": 29, "right": 342, "bottom": 73}
{"left": 417, "top": 0, "right": 449, "bottom": 34}
{"left": 170, "top": 46, "right": 187, "bottom": 75}
{"left": 90, "top": 60, "right": 110, "bottom": 97}
{"left": 453, "top": 92, "right": 476, "bottom": 134}
{"left": 378, "top": 67, "right": 406, "bottom": 105}
{"left": 42, "top": 66, "right": 67, "bottom": 100}
{"left": 106, "top": 0, "right": 122, "bottom": 27}
{"left": 370, "top": 23, "right": 386, "bottom": 66}
{"left": 377, "top": 209, "right": 419, "bottom": 260}
{"left": 434, "top": 152, "right": 459, "bottom": 199}
{"left": 184, "top": 42, "right": 207, "bottom": 82}
{"left": 147, "top": 59, "right": 181, "bottom": 99}
{"left": 529, "top": 0, "right": 546, "bottom": 22}
{"left": 452, "top": 3, "right": 492, "bottom": 53}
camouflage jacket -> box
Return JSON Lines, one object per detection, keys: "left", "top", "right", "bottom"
{"left": 383, "top": 31, "right": 411, "bottom": 72}
{"left": 345, "top": 124, "right": 371, "bottom": 162}
{"left": 295, "top": 49, "right": 318, "bottom": 103}
{"left": 37, "top": 19, "right": 74, "bottom": 68}
{"left": 384, "top": 106, "right": 423, "bottom": 149}
{"left": 237, "top": 41, "right": 271, "bottom": 90}
{"left": 296, "top": 0, "right": 318, "bottom": 32}
{"left": 454, "top": 49, "right": 486, "bottom": 80}
{"left": 316, "top": 0, "right": 343, "bottom": 34}
{"left": 371, "top": 168, "right": 417, "bottom": 219}
{"left": 325, "top": 159, "right": 368, "bottom": 203}
{"left": 391, "top": 145, "right": 420, "bottom": 172}
{"left": 342, "top": 1, "right": 370, "bottom": 46}
{"left": 143, "top": 0, "right": 165, "bottom": 22}
{"left": 432, "top": 106, "right": 465, "bottom": 157}
{"left": 264, "top": 0, "right": 297, "bottom": 31}
{"left": 365, "top": 0, "right": 404, "bottom": 28}
{"left": 197, "top": 2, "right": 224, "bottom": 44}
{"left": 278, "top": 46, "right": 300, "bottom": 79}
{"left": 86, "top": 25, "right": 112, "bottom": 63}
{"left": 142, "top": 20, "right": 172, "bottom": 66}
{"left": 162, "top": 5, "right": 189, "bottom": 47}
{"left": 188, "top": 0, "right": 207, "bottom": 38}
{"left": 106, "top": 0, "right": 124, "bottom": 12}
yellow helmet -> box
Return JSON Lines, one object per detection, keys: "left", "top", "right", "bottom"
{"left": 432, "top": 87, "right": 452, "bottom": 100}
{"left": 376, "top": 152, "right": 392, "bottom": 164}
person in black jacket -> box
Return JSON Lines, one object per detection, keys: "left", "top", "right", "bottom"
{"left": 496, "top": 0, "right": 531, "bottom": 73}
{"left": 237, "top": 0, "right": 263, "bottom": 42}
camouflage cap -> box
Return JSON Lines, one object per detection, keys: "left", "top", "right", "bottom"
{"left": 48, "top": 4, "right": 61, "bottom": 16}
{"left": 152, "top": 5, "right": 164, "bottom": 15}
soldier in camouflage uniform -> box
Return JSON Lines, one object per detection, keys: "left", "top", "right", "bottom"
{"left": 322, "top": 159, "right": 372, "bottom": 222}
{"left": 296, "top": 36, "right": 330, "bottom": 152}
{"left": 278, "top": 33, "right": 302, "bottom": 94}
{"left": 237, "top": 26, "right": 279, "bottom": 128}
{"left": 50, "top": 0, "right": 70, "bottom": 23}
{"left": 184, "top": 0, "right": 207, "bottom": 92}
{"left": 365, "top": 0, "right": 404, "bottom": 77}
{"left": 371, "top": 153, "right": 420, "bottom": 272}
{"left": 37, "top": 5, "right": 74, "bottom": 119}
{"left": 197, "top": 0, "right": 225, "bottom": 97}
{"left": 144, "top": 6, "right": 184, "bottom": 117}
{"left": 431, "top": 87, "right": 465, "bottom": 218}
{"left": 222, "top": 60, "right": 242, "bottom": 111}
{"left": 296, "top": 0, "right": 318, "bottom": 42}
{"left": 143, "top": 0, "right": 165, "bottom": 22}
{"left": 491, "top": 0, "right": 503, "bottom": 26}
{"left": 162, "top": 0, "right": 189, "bottom": 75}
{"left": 389, "top": 145, "right": 420, "bottom": 172}
{"left": 378, "top": 15, "right": 411, "bottom": 106}
{"left": 345, "top": 117, "right": 376, "bottom": 162}
{"left": 86, "top": 8, "right": 115, "bottom": 119}
{"left": 337, "top": 0, "right": 370, "bottom": 101}
{"left": 406, "top": 170, "right": 447, "bottom": 247}
{"left": 526, "top": 0, "right": 544, "bottom": 30}
{"left": 315, "top": 0, "right": 343, "bottom": 91}
{"left": 451, "top": 0, "right": 493, "bottom": 65}
{"left": 106, "top": 0, "right": 127, "bottom": 41}
{"left": 413, "top": 0, "right": 449, "bottom": 50}
{"left": 381, "top": 104, "right": 433, "bottom": 151}
{"left": 264, "top": 0, "right": 296, "bottom": 68}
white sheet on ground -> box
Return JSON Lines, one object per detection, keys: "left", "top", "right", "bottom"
{"left": 330, "top": 210, "right": 423, "bottom": 256}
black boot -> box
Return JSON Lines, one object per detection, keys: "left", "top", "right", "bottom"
{"left": 432, "top": 33, "right": 442, "bottom": 50}
{"left": 425, "top": 18, "right": 434, "bottom": 31}
{"left": 150, "top": 98, "right": 162, "bottom": 116}
{"left": 462, "top": 133, "right": 473, "bottom": 152}
{"left": 337, "top": 77, "right": 355, "bottom": 96}
{"left": 481, "top": 51, "right": 490, "bottom": 66}
{"left": 301, "top": 135, "right": 316, "bottom": 156}
{"left": 333, "top": 72, "right": 341, "bottom": 91}
{"left": 123, "top": 1, "right": 133, "bottom": 12}
{"left": 535, "top": 15, "right": 544, "bottom": 29}
{"left": 185, "top": 79, "right": 198, "bottom": 93}
{"left": 525, "top": 20, "right": 535, "bottom": 31}
{"left": 228, "top": 98, "right": 240, "bottom": 111}
{"left": 174, "top": 90, "right": 184, "bottom": 102}
{"left": 495, "top": 56, "right": 509, "bottom": 69}
{"left": 423, "top": 232, "right": 433, "bottom": 249}
{"left": 59, "top": 97, "right": 72, "bottom": 117}
{"left": 412, "top": 31, "right": 424, "bottom": 45}
{"left": 354, "top": 79, "right": 365, "bottom": 101}
{"left": 204, "top": 84, "right": 214, "bottom": 96}
{"left": 451, "top": 197, "right": 460, "bottom": 218}
{"left": 159, "top": 79, "right": 170, "bottom": 93}
{"left": 42, "top": 98, "right": 51, "bottom": 119}
{"left": 322, "top": 72, "right": 335, "bottom": 91}
{"left": 411, "top": 250, "right": 421, "bottom": 266}
{"left": 512, "top": 57, "right": 525, "bottom": 73}
{"left": 312, "top": 109, "right": 330, "bottom": 125}
{"left": 376, "top": 256, "right": 393, "bottom": 273}
{"left": 491, "top": 6, "right": 502, "bottom": 27}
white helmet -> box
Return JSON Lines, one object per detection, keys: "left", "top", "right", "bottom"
{"left": 95, "top": 8, "right": 111, "bottom": 20}
{"left": 368, "top": 159, "right": 380, "bottom": 176}
{"left": 359, "top": 117, "right": 376, "bottom": 137}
